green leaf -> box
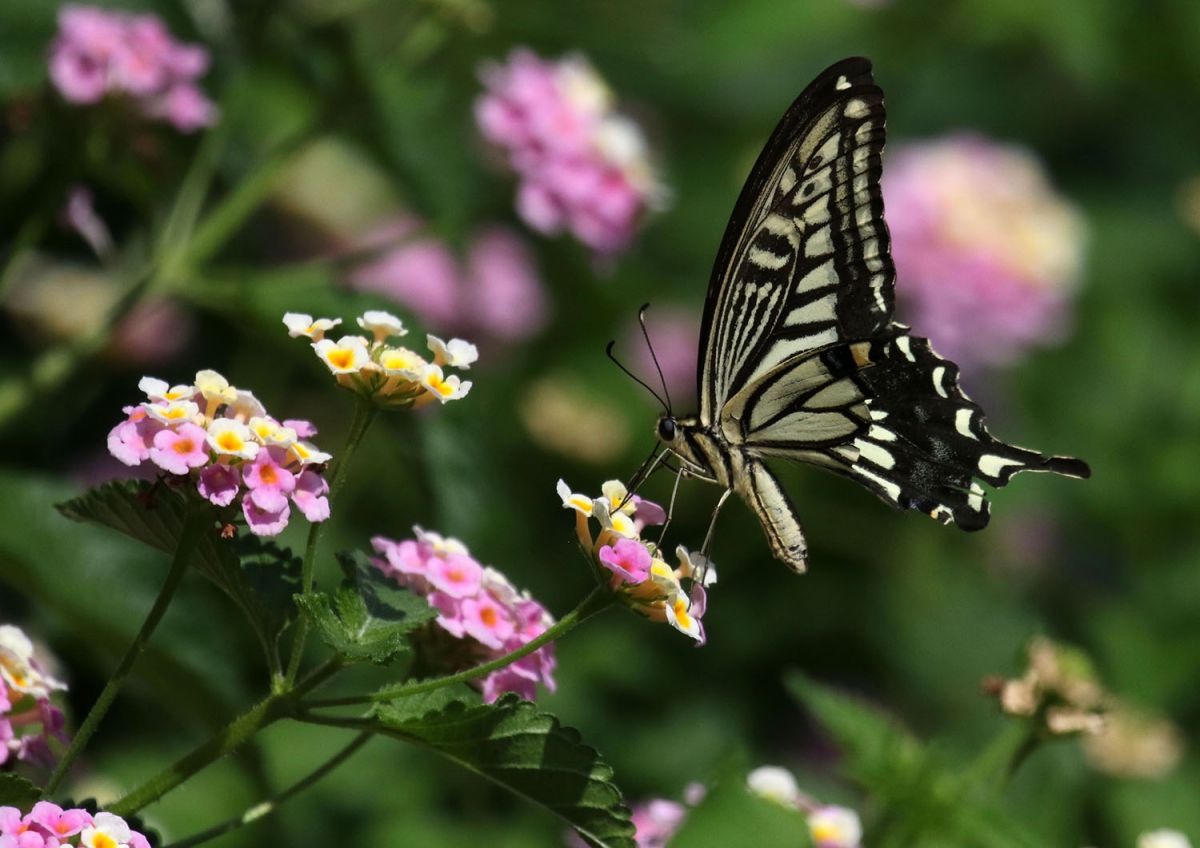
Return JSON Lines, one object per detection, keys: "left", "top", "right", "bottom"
{"left": 369, "top": 695, "right": 634, "bottom": 848}
{"left": 0, "top": 773, "right": 41, "bottom": 808}
{"left": 56, "top": 481, "right": 296, "bottom": 672}
{"left": 295, "top": 550, "right": 436, "bottom": 664}
{"left": 785, "top": 671, "right": 926, "bottom": 793}
{"left": 671, "top": 768, "right": 814, "bottom": 848}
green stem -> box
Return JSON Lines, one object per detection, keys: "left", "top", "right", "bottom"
{"left": 162, "top": 731, "right": 372, "bottom": 848}
{"left": 306, "top": 585, "right": 613, "bottom": 709}
{"left": 109, "top": 660, "right": 341, "bottom": 816}
{"left": 46, "top": 507, "right": 209, "bottom": 794}
{"left": 282, "top": 397, "right": 378, "bottom": 688}
{"left": 961, "top": 719, "right": 1044, "bottom": 796}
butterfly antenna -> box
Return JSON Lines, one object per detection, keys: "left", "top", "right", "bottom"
{"left": 637, "top": 303, "right": 673, "bottom": 414}
{"left": 606, "top": 340, "right": 669, "bottom": 411}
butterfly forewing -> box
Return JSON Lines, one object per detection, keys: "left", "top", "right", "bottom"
{"left": 698, "top": 57, "right": 893, "bottom": 426}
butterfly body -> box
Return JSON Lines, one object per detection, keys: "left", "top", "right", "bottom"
{"left": 652, "top": 57, "right": 1090, "bottom": 573}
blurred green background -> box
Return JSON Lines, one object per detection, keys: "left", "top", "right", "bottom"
{"left": 2, "top": 0, "right": 1199, "bottom": 845}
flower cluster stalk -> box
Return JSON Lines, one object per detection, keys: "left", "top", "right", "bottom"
{"left": 46, "top": 506, "right": 209, "bottom": 794}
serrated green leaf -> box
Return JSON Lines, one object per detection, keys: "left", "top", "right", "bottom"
{"left": 366, "top": 695, "right": 635, "bottom": 848}
{"left": 671, "top": 768, "right": 814, "bottom": 848}
{"left": 56, "top": 480, "right": 295, "bottom": 672}
{"left": 0, "top": 773, "right": 41, "bottom": 808}
{"left": 295, "top": 550, "right": 436, "bottom": 664}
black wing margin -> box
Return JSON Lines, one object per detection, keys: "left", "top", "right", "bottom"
{"left": 698, "top": 57, "right": 896, "bottom": 423}
{"left": 740, "top": 326, "right": 1090, "bottom": 530}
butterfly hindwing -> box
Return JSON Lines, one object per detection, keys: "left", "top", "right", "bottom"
{"left": 698, "top": 57, "right": 894, "bottom": 426}
{"left": 728, "top": 327, "right": 1090, "bottom": 531}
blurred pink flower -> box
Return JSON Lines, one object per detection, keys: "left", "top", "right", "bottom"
{"left": 62, "top": 185, "right": 113, "bottom": 259}
{"left": 626, "top": 307, "right": 699, "bottom": 404}
{"left": 346, "top": 221, "right": 549, "bottom": 346}
{"left": 110, "top": 297, "right": 195, "bottom": 365}
{"left": 476, "top": 49, "right": 665, "bottom": 256}
{"left": 882, "top": 133, "right": 1086, "bottom": 370}
{"left": 48, "top": 5, "right": 217, "bottom": 133}
{"left": 463, "top": 227, "right": 548, "bottom": 340}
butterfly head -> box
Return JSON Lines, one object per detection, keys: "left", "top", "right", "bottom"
{"left": 655, "top": 414, "right": 678, "bottom": 445}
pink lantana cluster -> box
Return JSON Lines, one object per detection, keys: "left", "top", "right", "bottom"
{"left": 106, "top": 370, "right": 331, "bottom": 537}
{"left": 348, "top": 222, "right": 549, "bottom": 344}
{"left": 558, "top": 479, "right": 712, "bottom": 644}
{"left": 0, "top": 626, "right": 67, "bottom": 769}
{"left": 0, "top": 806, "right": 150, "bottom": 848}
{"left": 882, "top": 133, "right": 1086, "bottom": 370}
{"left": 48, "top": 5, "right": 217, "bottom": 133}
{"left": 371, "top": 528, "right": 556, "bottom": 702}
{"left": 476, "top": 49, "right": 666, "bottom": 256}
{"left": 747, "top": 766, "right": 863, "bottom": 848}
{"left": 286, "top": 310, "right": 477, "bottom": 409}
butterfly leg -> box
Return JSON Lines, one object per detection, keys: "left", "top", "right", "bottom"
{"left": 699, "top": 488, "right": 733, "bottom": 560}
{"left": 655, "top": 463, "right": 686, "bottom": 548}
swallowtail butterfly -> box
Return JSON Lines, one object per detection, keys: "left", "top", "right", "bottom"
{"left": 649, "top": 57, "right": 1090, "bottom": 572}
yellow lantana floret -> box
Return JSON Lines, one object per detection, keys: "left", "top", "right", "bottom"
{"left": 142, "top": 399, "right": 200, "bottom": 425}
{"left": 291, "top": 440, "right": 332, "bottom": 466}
{"left": 419, "top": 364, "right": 471, "bottom": 403}
{"left": 313, "top": 336, "right": 370, "bottom": 375}
{"left": 379, "top": 347, "right": 426, "bottom": 377}
{"left": 283, "top": 312, "right": 342, "bottom": 341}
{"left": 206, "top": 418, "right": 259, "bottom": 460}
{"left": 195, "top": 369, "right": 238, "bottom": 406}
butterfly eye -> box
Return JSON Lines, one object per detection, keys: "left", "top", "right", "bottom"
{"left": 657, "top": 418, "right": 677, "bottom": 441}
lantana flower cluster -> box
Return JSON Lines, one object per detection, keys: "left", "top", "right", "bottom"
{"left": 986, "top": 636, "right": 1107, "bottom": 736}
{"left": 371, "top": 528, "right": 556, "bottom": 703}
{"left": 0, "top": 626, "right": 67, "bottom": 769}
{"left": 285, "top": 311, "right": 476, "bottom": 409}
{"left": 0, "top": 805, "right": 150, "bottom": 848}
{"left": 747, "top": 766, "right": 863, "bottom": 848}
{"left": 107, "top": 370, "right": 332, "bottom": 537}
{"left": 882, "top": 133, "right": 1085, "bottom": 370}
{"left": 475, "top": 49, "right": 666, "bottom": 256}
{"left": 48, "top": 4, "right": 217, "bottom": 133}
{"left": 558, "top": 479, "right": 712, "bottom": 644}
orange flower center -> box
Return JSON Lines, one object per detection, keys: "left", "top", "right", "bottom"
{"left": 480, "top": 606, "right": 498, "bottom": 627}
{"left": 259, "top": 464, "right": 277, "bottom": 485}
{"left": 328, "top": 349, "right": 355, "bottom": 370}
{"left": 172, "top": 438, "right": 195, "bottom": 455}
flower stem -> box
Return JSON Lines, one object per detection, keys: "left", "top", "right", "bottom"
{"left": 282, "top": 396, "right": 378, "bottom": 688}
{"left": 46, "top": 506, "right": 209, "bottom": 795}
{"left": 162, "top": 731, "right": 372, "bottom": 848}
{"left": 109, "top": 659, "right": 342, "bottom": 817}
{"left": 305, "top": 585, "right": 613, "bottom": 709}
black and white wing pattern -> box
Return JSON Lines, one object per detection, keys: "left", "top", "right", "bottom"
{"left": 698, "top": 57, "right": 892, "bottom": 426}
{"left": 692, "top": 57, "right": 1089, "bottom": 563}
{"left": 723, "top": 327, "right": 1090, "bottom": 531}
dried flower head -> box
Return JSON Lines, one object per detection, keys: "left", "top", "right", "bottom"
{"left": 987, "top": 636, "right": 1108, "bottom": 737}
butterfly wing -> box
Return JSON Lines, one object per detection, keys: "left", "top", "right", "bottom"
{"left": 697, "top": 56, "right": 893, "bottom": 427}
{"left": 724, "top": 327, "right": 1090, "bottom": 529}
